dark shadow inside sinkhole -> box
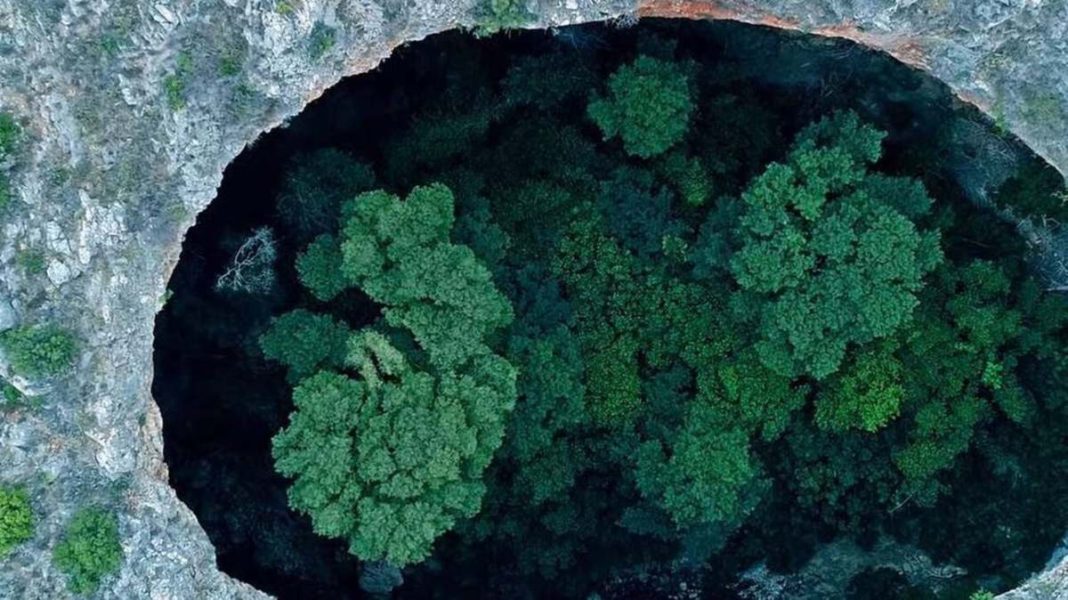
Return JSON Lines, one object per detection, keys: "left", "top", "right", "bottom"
{"left": 152, "top": 20, "right": 1068, "bottom": 600}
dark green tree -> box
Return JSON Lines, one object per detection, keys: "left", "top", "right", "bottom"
{"left": 259, "top": 309, "right": 351, "bottom": 382}
{"left": 295, "top": 234, "right": 347, "bottom": 302}
{"left": 276, "top": 149, "right": 375, "bottom": 242}
{"left": 635, "top": 404, "right": 760, "bottom": 529}
{"left": 730, "top": 112, "right": 943, "bottom": 379}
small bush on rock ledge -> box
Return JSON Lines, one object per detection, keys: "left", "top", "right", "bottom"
{"left": 52, "top": 508, "right": 123, "bottom": 595}
{"left": 0, "top": 112, "right": 19, "bottom": 159}
{"left": 0, "top": 111, "right": 21, "bottom": 212}
{"left": 1, "top": 324, "right": 78, "bottom": 379}
{"left": 0, "top": 486, "right": 33, "bottom": 557}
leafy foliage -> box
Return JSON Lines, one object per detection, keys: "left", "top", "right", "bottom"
{"left": 308, "top": 23, "right": 337, "bottom": 60}
{"left": 0, "top": 486, "right": 33, "bottom": 556}
{"left": 267, "top": 184, "right": 516, "bottom": 566}
{"left": 814, "top": 345, "right": 904, "bottom": 432}
{"left": 259, "top": 309, "right": 351, "bottom": 381}
{"left": 993, "top": 159, "right": 1068, "bottom": 221}
{"left": 635, "top": 406, "right": 759, "bottom": 529}
{"left": 163, "top": 52, "right": 193, "bottom": 111}
{"left": 296, "top": 234, "right": 346, "bottom": 302}
{"left": 338, "top": 184, "right": 513, "bottom": 370}
{"left": 0, "top": 174, "right": 10, "bottom": 212}
{"left": 52, "top": 508, "right": 123, "bottom": 595}
{"left": 1, "top": 324, "right": 78, "bottom": 378}
{"left": 501, "top": 52, "right": 598, "bottom": 111}
{"left": 275, "top": 340, "right": 514, "bottom": 565}
{"left": 587, "top": 55, "right": 695, "bottom": 158}
{"left": 477, "top": 0, "right": 531, "bottom": 36}
{"left": 0, "top": 112, "right": 20, "bottom": 212}
{"left": 0, "top": 112, "right": 20, "bottom": 160}
{"left": 384, "top": 99, "right": 498, "bottom": 187}
{"left": 730, "top": 112, "right": 943, "bottom": 379}
{"left": 656, "top": 150, "right": 713, "bottom": 207}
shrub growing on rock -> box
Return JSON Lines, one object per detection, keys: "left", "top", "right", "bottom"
{"left": 0, "top": 486, "right": 33, "bottom": 557}
{"left": 52, "top": 508, "right": 123, "bottom": 594}
{"left": 0, "top": 112, "right": 19, "bottom": 159}
{"left": 1, "top": 324, "right": 78, "bottom": 378}
{"left": 0, "top": 112, "right": 19, "bottom": 211}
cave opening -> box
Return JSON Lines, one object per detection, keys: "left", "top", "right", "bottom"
{"left": 153, "top": 19, "right": 1068, "bottom": 599}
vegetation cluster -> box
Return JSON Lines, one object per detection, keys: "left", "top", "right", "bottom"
{"left": 52, "top": 508, "right": 124, "bottom": 595}
{"left": 1, "top": 324, "right": 78, "bottom": 379}
{"left": 0, "top": 486, "right": 33, "bottom": 557}
{"left": 157, "top": 25, "right": 1068, "bottom": 599}
{"left": 0, "top": 112, "right": 18, "bottom": 211}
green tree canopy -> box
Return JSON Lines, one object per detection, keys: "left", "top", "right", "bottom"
{"left": 296, "top": 234, "right": 347, "bottom": 302}
{"left": 199, "top": 36, "right": 1068, "bottom": 596}
{"left": 339, "top": 184, "right": 513, "bottom": 371}
{"left": 271, "top": 351, "right": 512, "bottom": 566}
{"left": 635, "top": 404, "right": 761, "bottom": 529}
{"left": 267, "top": 183, "right": 517, "bottom": 566}
{"left": 587, "top": 55, "right": 695, "bottom": 158}
{"left": 259, "top": 309, "right": 351, "bottom": 382}
{"left": 730, "top": 112, "right": 944, "bottom": 379}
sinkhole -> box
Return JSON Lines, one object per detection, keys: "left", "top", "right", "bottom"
{"left": 153, "top": 19, "right": 1068, "bottom": 600}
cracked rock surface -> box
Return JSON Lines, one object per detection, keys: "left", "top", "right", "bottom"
{"left": 0, "top": 0, "right": 1065, "bottom": 597}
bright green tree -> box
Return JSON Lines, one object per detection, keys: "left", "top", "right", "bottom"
{"left": 587, "top": 55, "right": 695, "bottom": 158}
{"left": 272, "top": 356, "right": 510, "bottom": 566}
{"left": 269, "top": 184, "right": 517, "bottom": 566}
{"left": 815, "top": 344, "right": 905, "bottom": 433}
{"left": 338, "top": 184, "right": 513, "bottom": 370}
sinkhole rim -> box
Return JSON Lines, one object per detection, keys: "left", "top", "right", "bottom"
{"left": 150, "top": 18, "right": 1068, "bottom": 600}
